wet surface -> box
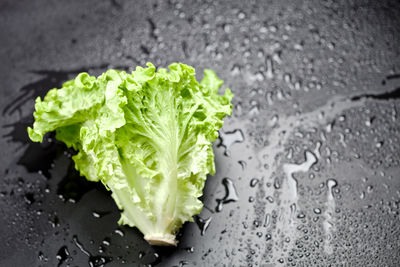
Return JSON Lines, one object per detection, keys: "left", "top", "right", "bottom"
{"left": 1, "top": 0, "right": 400, "bottom": 266}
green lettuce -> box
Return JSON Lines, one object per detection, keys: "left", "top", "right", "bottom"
{"left": 27, "top": 62, "right": 233, "bottom": 245}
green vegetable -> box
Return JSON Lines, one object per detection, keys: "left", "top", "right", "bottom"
{"left": 28, "top": 62, "right": 233, "bottom": 245}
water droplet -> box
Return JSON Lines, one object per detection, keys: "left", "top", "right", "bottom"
{"left": 102, "top": 237, "right": 111, "bottom": 246}
{"left": 238, "top": 160, "right": 247, "bottom": 170}
{"left": 273, "top": 177, "right": 281, "bottom": 189}
{"left": 338, "top": 133, "right": 346, "bottom": 147}
{"left": 216, "top": 201, "right": 223, "bottom": 212}
{"left": 38, "top": 251, "right": 48, "bottom": 262}
{"left": 269, "top": 25, "right": 277, "bottom": 32}
{"left": 365, "top": 117, "right": 373, "bottom": 127}
{"left": 297, "top": 213, "right": 305, "bottom": 219}
{"left": 327, "top": 179, "right": 337, "bottom": 200}
{"left": 276, "top": 90, "right": 285, "bottom": 100}
{"left": 185, "top": 247, "right": 194, "bottom": 253}
{"left": 73, "top": 235, "right": 90, "bottom": 257}
{"left": 313, "top": 208, "right": 322, "bottom": 214}
{"left": 264, "top": 213, "right": 271, "bottom": 228}
{"left": 265, "top": 91, "right": 274, "bottom": 105}
{"left": 265, "top": 56, "right": 274, "bottom": 79}
{"left": 294, "top": 42, "right": 303, "bottom": 50}
{"left": 266, "top": 196, "right": 274, "bottom": 203}
{"left": 250, "top": 178, "right": 259, "bottom": 187}
{"left": 89, "top": 255, "right": 112, "bottom": 267}
{"left": 237, "top": 11, "right": 246, "bottom": 19}
{"left": 114, "top": 229, "right": 124, "bottom": 237}
{"left": 138, "top": 251, "right": 145, "bottom": 259}
{"left": 215, "top": 178, "right": 239, "bottom": 212}
{"left": 255, "top": 71, "right": 265, "bottom": 81}
{"left": 367, "top": 185, "right": 373, "bottom": 193}
{"left": 56, "top": 246, "right": 70, "bottom": 267}
{"left": 230, "top": 64, "right": 241, "bottom": 75}
{"left": 249, "top": 104, "right": 260, "bottom": 116}
{"left": 194, "top": 216, "right": 212, "bottom": 235}
{"left": 49, "top": 215, "right": 60, "bottom": 228}
{"left": 289, "top": 203, "right": 297, "bottom": 223}
{"left": 326, "top": 122, "right": 333, "bottom": 133}
{"left": 218, "top": 129, "right": 244, "bottom": 156}
{"left": 286, "top": 148, "right": 294, "bottom": 159}
{"left": 268, "top": 114, "right": 279, "bottom": 127}
{"left": 283, "top": 73, "right": 292, "bottom": 84}
{"left": 24, "top": 192, "right": 35, "bottom": 204}
{"left": 72, "top": 238, "right": 110, "bottom": 266}
{"left": 92, "top": 211, "right": 111, "bottom": 218}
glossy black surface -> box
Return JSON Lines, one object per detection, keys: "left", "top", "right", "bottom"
{"left": 1, "top": 0, "right": 400, "bottom": 266}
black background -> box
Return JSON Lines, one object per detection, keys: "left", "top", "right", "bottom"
{"left": 1, "top": 0, "right": 400, "bottom": 266}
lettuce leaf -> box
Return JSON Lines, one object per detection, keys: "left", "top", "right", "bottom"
{"left": 28, "top": 62, "right": 233, "bottom": 245}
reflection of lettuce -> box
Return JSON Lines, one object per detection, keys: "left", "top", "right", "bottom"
{"left": 28, "top": 63, "right": 233, "bottom": 245}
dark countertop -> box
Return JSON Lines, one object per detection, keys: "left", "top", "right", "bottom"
{"left": 1, "top": 0, "right": 400, "bottom": 266}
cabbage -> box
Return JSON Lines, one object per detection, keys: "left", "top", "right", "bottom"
{"left": 28, "top": 62, "right": 233, "bottom": 245}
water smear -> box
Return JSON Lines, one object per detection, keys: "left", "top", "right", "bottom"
{"left": 323, "top": 179, "right": 337, "bottom": 255}
{"left": 282, "top": 149, "right": 318, "bottom": 200}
